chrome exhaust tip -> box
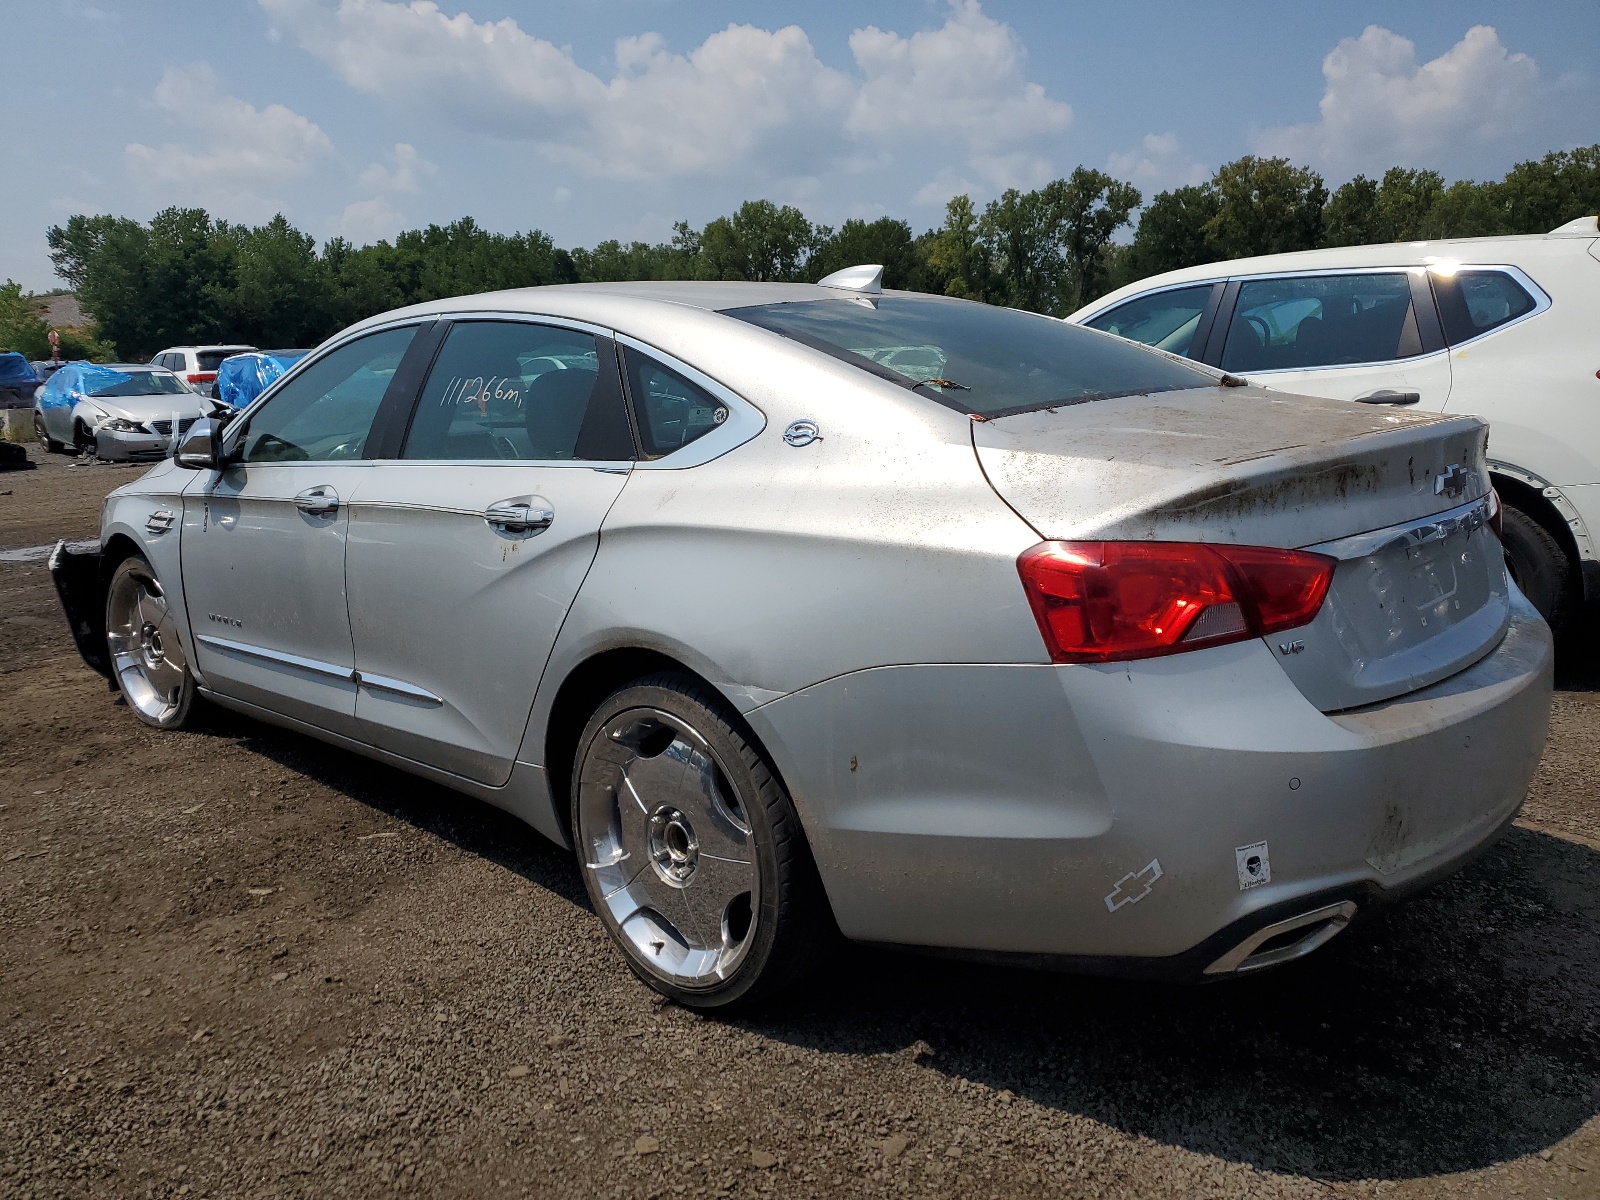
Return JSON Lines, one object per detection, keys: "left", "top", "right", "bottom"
{"left": 1204, "top": 900, "right": 1358, "bottom": 976}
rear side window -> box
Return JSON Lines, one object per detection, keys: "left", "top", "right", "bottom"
{"left": 622, "top": 348, "right": 729, "bottom": 459}
{"left": 402, "top": 321, "right": 633, "bottom": 461}
{"left": 1435, "top": 270, "right": 1537, "bottom": 344}
{"left": 1084, "top": 285, "right": 1214, "bottom": 358}
{"left": 1222, "top": 274, "right": 1423, "bottom": 372}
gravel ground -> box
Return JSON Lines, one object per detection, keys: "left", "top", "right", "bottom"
{"left": 2, "top": 451, "right": 1597, "bottom": 1199}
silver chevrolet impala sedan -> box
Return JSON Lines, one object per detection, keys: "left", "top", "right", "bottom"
{"left": 51, "top": 267, "right": 1553, "bottom": 1008}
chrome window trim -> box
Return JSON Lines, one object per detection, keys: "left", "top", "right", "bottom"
{"left": 611, "top": 331, "right": 767, "bottom": 470}
{"left": 1306, "top": 493, "right": 1494, "bottom": 561}
{"left": 1235, "top": 347, "right": 1452, "bottom": 378}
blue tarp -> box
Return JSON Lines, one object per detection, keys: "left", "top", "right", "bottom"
{"left": 0, "top": 352, "right": 41, "bottom": 388}
{"left": 35, "top": 362, "right": 138, "bottom": 410}
{"left": 215, "top": 351, "right": 307, "bottom": 408}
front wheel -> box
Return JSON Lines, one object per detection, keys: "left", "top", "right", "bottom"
{"left": 1501, "top": 505, "right": 1577, "bottom": 638}
{"left": 34, "top": 411, "right": 63, "bottom": 453}
{"left": 105, "top": 555, "right": 198, "bottom": 729}
{"left": 572, "top": 673, "right": 834, "bottom": 1009}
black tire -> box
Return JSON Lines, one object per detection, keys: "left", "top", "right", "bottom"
{"left": 1501, "top": 504, "right": 1576, "bottom": 637}
{"left": 571, "top": 671, "right": 835, "bottom": 1009}
{"left": 73, "top": 419, "right": 95, "bottom": 457}
{"left": 34, "top": 411, "right": 63, "bottom": 453}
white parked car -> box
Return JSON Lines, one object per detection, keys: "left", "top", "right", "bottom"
{"left": 1071, "top": 216, "right": 1600, "bottom": 635}
{"left": 49, "top": 272, "right": 1550, "bottom": 1007}
{"left": 149, "top": 344, "right": 257, "bottom": 395}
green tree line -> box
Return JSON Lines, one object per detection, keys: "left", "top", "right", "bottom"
{"left": 20, "top": 145, "right": 1600, "bottom": 361}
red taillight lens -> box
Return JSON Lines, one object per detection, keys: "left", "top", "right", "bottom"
{"left": 186, "top": 372, "right": 215, "bottom": 383}
{"left": 1016, "top": 541, "right": 1335, "bottom": 663}
{"left": 1488, "top": 488, "right": 1503, "bottom": 538}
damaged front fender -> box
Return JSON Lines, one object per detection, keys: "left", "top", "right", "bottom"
{"left": 48, "top": 539, "right": 112, "bottom": 679}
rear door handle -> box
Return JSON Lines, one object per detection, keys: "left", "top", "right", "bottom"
{"left": 484, "top": 496, "right": 554, "bottom": 535}
{"left": 293, "top": 485, "right": 340, "bottom": 515}
{"left": 1354, "top": 389, "right": 1421, "bottom": 406}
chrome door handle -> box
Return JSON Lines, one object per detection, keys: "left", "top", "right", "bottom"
{"left": 484, "top": 497, "right": 554, "bottom": 535}
{"left": 293, "top": 485, "right": 340, "bottom": 515}
{"left": 1354, "top": 389, "right": 1421, "bottom": 406}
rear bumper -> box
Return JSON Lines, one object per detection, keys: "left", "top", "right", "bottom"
{"left": 750, "top": 587, "right": 1553, "bottom": 978}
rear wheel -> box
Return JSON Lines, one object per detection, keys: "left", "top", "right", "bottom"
{"left": 34, "top": 412, "right": 63, "bottom": 453}
{"left": 1501, "top": 504, "right": 1576, "bottom": 637}
{"left": 105, "top": 555, "right": 198, "bottom": 729}
{"left": 572, "top": 672, "right": 833, "bottom": 1009}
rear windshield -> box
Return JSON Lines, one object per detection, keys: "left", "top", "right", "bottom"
{"left": 90, "top": 371, "right": 190, "bottom": 397}
{"left": 197, "top": 350, "right": 244, "bottom": 371}
{"left": 725, "top": 294, "right": 1214, "bottom": 417}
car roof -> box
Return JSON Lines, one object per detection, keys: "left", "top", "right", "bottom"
{"left": 1073, "top": 227, "right": 1600, "bottom": 317}
{"left": 343, "top": 280, "right": 882, "bottom": 330}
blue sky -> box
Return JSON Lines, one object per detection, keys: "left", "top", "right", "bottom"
{"left": 5, "top": 0, "right": 1596, "bottom": 291}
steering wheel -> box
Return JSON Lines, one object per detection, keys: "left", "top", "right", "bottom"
{"left": 324, "top": 436, "right": 365, "bottom": 460}
{"left": 1246, "top": 314, "right": 1270, "bottom": 343}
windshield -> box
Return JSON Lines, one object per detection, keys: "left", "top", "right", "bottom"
{"left": 725, "top": 294, "right": 1215, "bottom": 417}
{"left": 89, "top": 371, "right": 191, "bottom": 398}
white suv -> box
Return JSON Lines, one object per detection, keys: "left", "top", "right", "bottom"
{"left": 148, "top": 345, "right": 257, "bottom": 395}
{"left": 1070, "top": 216, "right": 1600, "bottom": 635}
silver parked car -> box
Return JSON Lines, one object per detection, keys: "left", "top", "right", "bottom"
{"left": 51, "top": 269, "right": 1553, "bottom": 1008}
{"left": 34, "top": 362, "right": 214, "bottom": 459}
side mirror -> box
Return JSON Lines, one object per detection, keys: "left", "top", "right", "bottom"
{"left": 175, "top": 417, "right": 225, "bottom": 470}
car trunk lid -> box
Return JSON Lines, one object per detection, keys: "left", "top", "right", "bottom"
{"left": 974, "top": 386, "right": 1509, "bottom": 711}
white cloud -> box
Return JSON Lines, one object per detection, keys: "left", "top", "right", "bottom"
{"left": 846, "top": 0, "right": 1070, "bottom": 183}
{"left": 125, "top": 63, "right": 332, "bottom": 210}
{"left": 335, "top": 196, "right": 403, "bottom": 242}
{"left": 1107, "top": 133, "right": 1207, "bottom": 193}
{"left": 359, "top": 142, "right": 435, "bottom": 194}
{"left": 1257, "top": 25, "right": 1539, "bottom": 176}
{"left": 258, "top": 0, "right": 1070, "bottom": 191}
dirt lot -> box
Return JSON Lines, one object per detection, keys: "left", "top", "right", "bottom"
{"left": 2, "top": 451, "right": 1598, "bottom": 1199}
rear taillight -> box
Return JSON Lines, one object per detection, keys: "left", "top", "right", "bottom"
{"left": 1488, "top": 488, "right": 1503, "bottom": 538}
{"left": 1016, "top": 541, "right": 1336, "bottom": 664}
{"left": 186, "top": 372, "right": 215, "bottom": 384}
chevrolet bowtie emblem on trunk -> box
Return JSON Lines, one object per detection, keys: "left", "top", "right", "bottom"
{"left": 1103, "top": 858, "right": 1163, "bottom": 912}
{"left": 1435, "top": 464, "right": 1469, "bottom": 498}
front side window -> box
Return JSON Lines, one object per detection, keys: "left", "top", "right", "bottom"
{"left": 621, "top": 348, "right": 729, "bottom": 459}
{"left": 727, "top": 294, "right": 1213, "bottom": 419}
{"left": 1435, "top": 270, "right": 1537, "bottom": 344}
{"left": 402, "top": 321, "right": 633, "bottom": 461}
{"left": 240, "top": 325, "right": 416, "bottom": 463}
{"left": 1084, "top": 285, "right": 1214, "bottom": 358}
{"left": 1222, "top": 274, "right": 1422, "bottom": 372}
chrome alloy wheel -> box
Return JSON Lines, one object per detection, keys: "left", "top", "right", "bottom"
{"left": 105, "top": 561, "right": 190, "bottom": 726}
{"left": 577, "top": 707, "right": 759, "bottom": 989}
